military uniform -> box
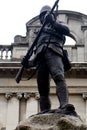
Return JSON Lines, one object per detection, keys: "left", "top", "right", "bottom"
{"left": 34, "top": 5, "right": 71, "bottom": 112}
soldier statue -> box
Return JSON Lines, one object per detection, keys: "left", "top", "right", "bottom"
{"left": 22, "top": 5, "right": 73, "bottom": 113}
{"left": 35, "top": 5, "right": 71, "bottom": 111}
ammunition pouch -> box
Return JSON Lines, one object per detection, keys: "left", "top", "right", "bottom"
{"left": 62, "top": 49, "right": 71, "bottom": 72}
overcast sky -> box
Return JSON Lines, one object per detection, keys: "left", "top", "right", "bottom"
{"left": 0, "top": 0, "right": 87, "bottom": 45}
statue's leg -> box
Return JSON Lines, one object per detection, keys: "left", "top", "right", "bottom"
{"left": 39, "top": 96, "right": 51, "bottom": 111}
{"left": 45, "top": 49, "right": 69, "bottom": 109}
{"left": 37, "top": 60, "right": 51, "bottom": 111}
{"left": 54, "top": 77, "right": 69, "bottom": 109}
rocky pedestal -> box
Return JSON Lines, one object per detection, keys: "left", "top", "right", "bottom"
{"left": 15, "top": 104, "right": 87, "bottom": 130}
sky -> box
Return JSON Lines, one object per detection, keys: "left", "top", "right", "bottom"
{"left": 0, "top": 0, "right": 87, "bottom": 45}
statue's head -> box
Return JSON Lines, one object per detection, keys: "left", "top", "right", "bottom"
{"left": 39, "top": 5, "right": 51, "bottom": 24}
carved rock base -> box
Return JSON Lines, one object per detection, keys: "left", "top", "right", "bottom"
{"left": 15, "top": 112, "right": 86, "bottom": 130}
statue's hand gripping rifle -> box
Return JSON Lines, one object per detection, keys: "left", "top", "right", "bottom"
{"left": 15, "top": 0, "right": 59, "bottom": 83}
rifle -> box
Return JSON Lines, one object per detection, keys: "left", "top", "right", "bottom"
{"left": 15, "top": 0, "right": 59, "bottom": 83}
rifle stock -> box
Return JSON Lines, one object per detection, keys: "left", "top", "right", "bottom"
{"left": 15, "top": 0, "right": 59, "bottom": 83}
{"left": 16, "top": 66, "right": 25, "bottom": 83}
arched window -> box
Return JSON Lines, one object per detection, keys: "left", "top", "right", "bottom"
{"left": 65, "top": 36, "right": 76, "bottom": 46}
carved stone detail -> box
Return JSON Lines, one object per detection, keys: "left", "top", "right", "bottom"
{"left": 35, "top": 93, "right": 40, "bottom": 100}
{"left": 5, "top": 92, "right": 39, "bottom": 100}
{"left": 5, "top": 93, "right": 12, "bottom": 100}
{"left": 17, "top": 93, "right": 23, "bottom": 99}
{"left": 24, "top": 93, "right": 31, "bottom": 100}
{"left": 24, "top": 92, "right": 40, "bottom": 100}
{"left": 83, "top": 93, "right": 87, "bottom": 100}
{"left": 81, "top": 25, "right": 87, "bottom": 31}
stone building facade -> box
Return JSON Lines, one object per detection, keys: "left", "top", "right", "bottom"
{"left": 0, "top": 10, "right": 87, "bottom": 130}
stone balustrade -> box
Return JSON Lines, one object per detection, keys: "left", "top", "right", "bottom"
{"left": 0, "top": 43, "right": 85, "bottom": 63}
{"left": 0, "top": 45, "right": 12, "bottom": 60}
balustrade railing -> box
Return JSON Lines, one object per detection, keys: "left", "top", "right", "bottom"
{"left": 0, "top": 45, "right": 12, "bottom": 60}
{"left": 0, "top": 43, "right": 85, "bottom": 62}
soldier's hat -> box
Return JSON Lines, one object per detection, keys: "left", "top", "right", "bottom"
{"left": 39, "top": 5, "right": 51, "bottom": 18}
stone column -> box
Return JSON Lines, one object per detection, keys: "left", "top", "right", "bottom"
{"left": 25, "top": 93, "right": 39, "bottom": 118}
{"left": 5, "top": 49, "right": 8, "bottom": 59}
{"left": 81, "top": 26, "right": 87, "bottom": 61}
{"left": 1, "top": 49, "right": 3, "bottom": 59}
{"left": 83, "top": 93, "right": 87, "bottom": 124}
{"left": 5, "top": 93, "right": 21, "bottom": 130}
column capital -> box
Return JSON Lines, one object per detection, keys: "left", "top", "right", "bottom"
{"left": 35, "top": 93, "right": 40, "bottom": 100}
{"left": 17, "top": 93, "right": 23, "bottom": 99}
{"left": 5, "top": 93, "right": 12, "bottom": 100}
{"left": 83, "top": 93, "right": 87, "bottom": 100}
{"left": 24, "top": 93, "right": 31, "bottom": 100}
{"left": 5, "top": 92, "right": 23, "bottom": 100}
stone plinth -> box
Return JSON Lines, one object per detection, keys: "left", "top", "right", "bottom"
{"left": 15, "top": 112, "right": 86, "bottom": 130}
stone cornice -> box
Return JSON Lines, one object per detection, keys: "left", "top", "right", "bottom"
{"left": 81, "top": 25, "right": 87, "bottom": 31}
{"left": 26, "top": 10, "right": 87, "bottom": 27}
{"left": 0, "top": 62, "right": 87, "bottom": 78}
{"left": 0, "top": 85, "right": 87, "bottom": 95}
{"left": 58, "top": 10, "right": 87, "bottom": 19}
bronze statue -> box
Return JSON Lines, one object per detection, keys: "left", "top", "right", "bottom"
{"left": 34, "top": 5, "right": 70, "bottom": 111}
{"left": 16, "top": 1, "right": 74, "bottom": 113}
